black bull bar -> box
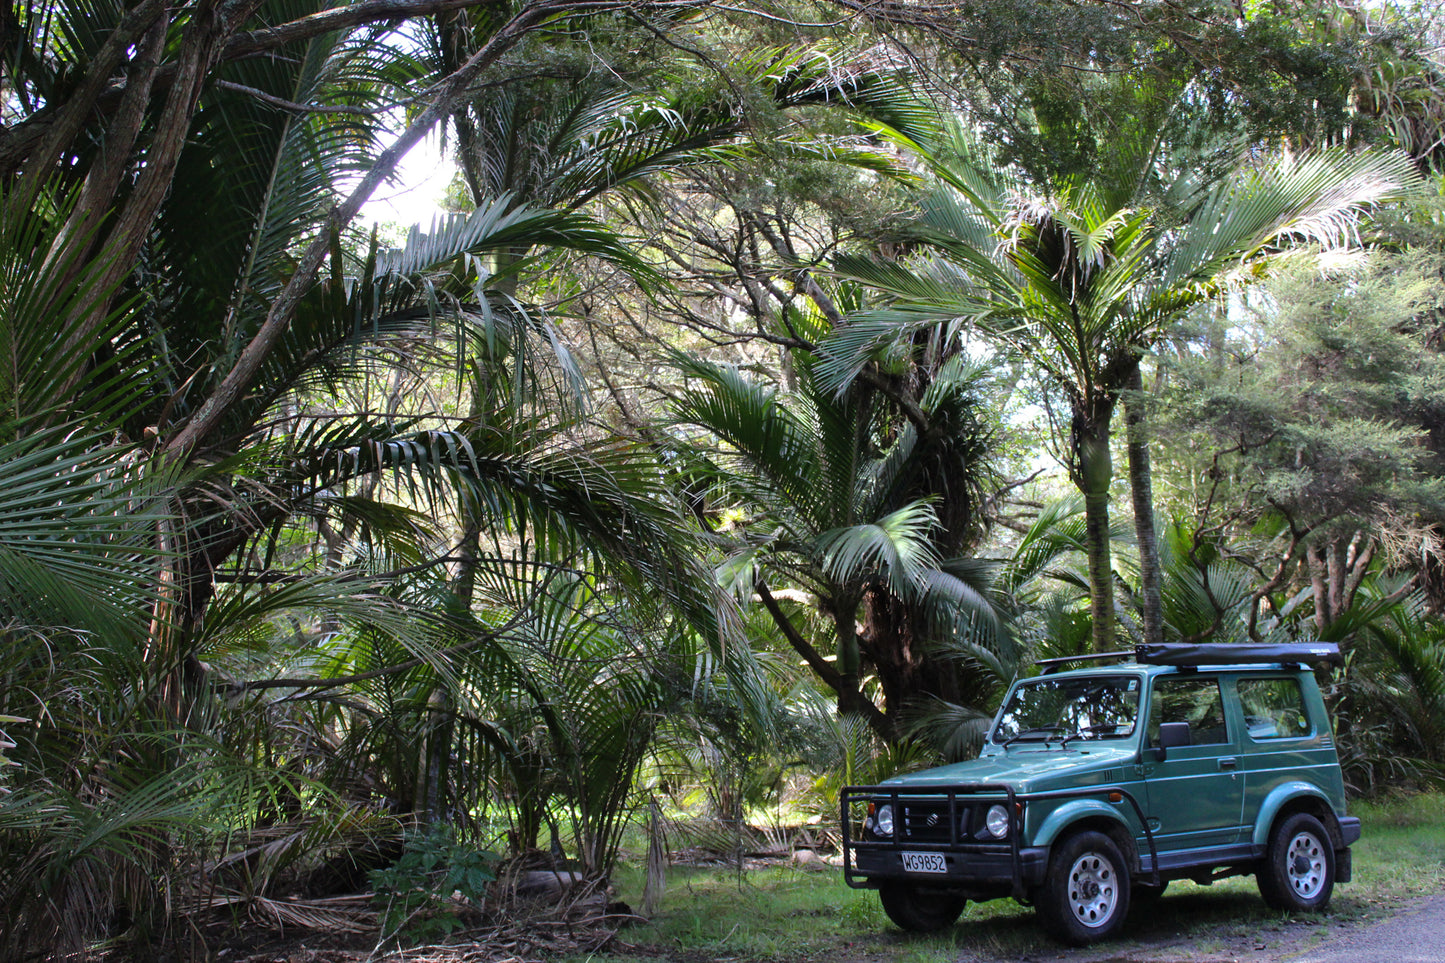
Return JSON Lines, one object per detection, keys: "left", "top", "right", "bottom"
{"left": 840, "top": 783, "right": 1160, "bottom": 900}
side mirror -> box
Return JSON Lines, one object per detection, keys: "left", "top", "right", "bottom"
{"left": 1156, "top": 721, "right": 1191, "bottom": 761}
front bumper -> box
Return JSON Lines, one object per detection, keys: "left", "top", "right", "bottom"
{"left": 848, "top": 842, "right": 1049, "bottom": 890}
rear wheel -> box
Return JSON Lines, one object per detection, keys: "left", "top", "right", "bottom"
{"left": 877, "top": 881, "right": 966, "bottom": 932}
{"left": 1037, "top": 831, "right": 1131, "bottom": 945}
{"left": 1257, "top": 813, "right": 1334, "bottom": 911}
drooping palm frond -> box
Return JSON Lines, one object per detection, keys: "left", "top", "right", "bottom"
{"left": 815, "top": 501, "right": 942, "bottom": 596}
{"left": 0, "top": 184, "right": 149, "bottom": 427}
{"left": 915, "top": 561, "right": 1004, "bottom": 649}
{"left": 996, "top": 497, "right": 1089, "bottom": 599}
{"left": 0, "top": 423, "right": 176, "bottom": 641}
{"left": 897, "top": 694, "right": 996, "bottom": 762}
{"left": 451, "top": 41, "right": 937, "bottom": 220}
{"left": 377, "top": 198, "right": 656, "bottom": 282}
{"left": 0, "top": 758, "right": 234, "bottom": 958}
{"left": 669, "top": 353, "right": 821, "bottom": 528}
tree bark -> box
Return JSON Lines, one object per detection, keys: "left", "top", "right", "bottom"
{"left": 11, "top": 0, "right": 168, "bottom": 202}
{"left": 1125, "top": 363, "right": 1164, "bottom": 647}
{"left": 1073, "top": 400, "right": 1117, "bottom": 652}
{"left": 753, "top": 580, "right": 892, "bottom": 739}
{"left": 55, "top": 0, "right": 267, "bottom": 404}
{"left": 862, "top": 585, "right": 960, "bottom": 719}
{"left": 834, "top": 598, "right": 865, "bottom": 714}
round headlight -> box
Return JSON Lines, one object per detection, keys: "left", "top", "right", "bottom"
{"left": 985, "top": 804, "right": 1010, "bottom": 839}
{"left": 874, "top": 803, "right": 894, "bottom": 837}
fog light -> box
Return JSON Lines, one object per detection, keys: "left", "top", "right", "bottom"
{"left": 985, "top": 804, "right": 1010, "bottom": 839}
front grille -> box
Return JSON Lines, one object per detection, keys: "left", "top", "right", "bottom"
{"left": 897, "top": 800, "right": 970, "bottom": 843}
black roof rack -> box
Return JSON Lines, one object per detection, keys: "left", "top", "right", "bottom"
{"left": 1135, "top": 642, "right": 1342, "bottom": 668}
{"left": 1035, "top": 642, "right": 1343, "bottom": 675}
{"left": 1036, "top": 650, "right": 1134, "bottom": 674}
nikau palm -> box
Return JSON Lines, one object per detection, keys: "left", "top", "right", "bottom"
{"left": 833, "top": 133, "right": 1421, "bottom": 650}
{"left": 670, "top": 333, "right": 1001, "bottom": 740}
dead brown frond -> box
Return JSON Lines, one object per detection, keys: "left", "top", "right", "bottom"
{"left": 249, "top": 894, "right": 375, "bottom": 934}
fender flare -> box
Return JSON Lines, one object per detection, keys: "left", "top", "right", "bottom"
{"left": 1252, "top": 781, "right": 1336, "bottom": 848}
{"left": 1034, "top": 798, "right": 1135, "bottom": 851}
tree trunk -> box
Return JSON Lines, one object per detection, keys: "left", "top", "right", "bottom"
{"left": 1073, "top": 401, "right": 1117, "bottom": 652}
{"left": 1306, "top": 532, "right": 1377, "bottom": 634}
{"left": 1125, "top": 364, "right": 1164, "bottom": 647}
{"left": 754, "top": 580, "right": 892, "bottom": 740}
{"left": 862, "top": 586, "right": 960, "bottom": 718}
{"left": 834, "top": 601, "right": 865, "bottom": 717}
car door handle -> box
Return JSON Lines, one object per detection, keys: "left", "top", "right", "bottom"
{"left": 1218, "top": 757, "right": 1238, "bottom": 770}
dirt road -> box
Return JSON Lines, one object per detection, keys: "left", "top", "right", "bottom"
{"left": 949, "top": 890, "right": 1445, "bottom": 963}
{"left": 1284, "top": 895, "right": 1445, "bottom": 963}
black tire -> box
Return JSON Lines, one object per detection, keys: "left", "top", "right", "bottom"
{"left": 1256, "top": 812, "right": 1335, "bottom": 911}
{"left": 1037, "top": 831, "right": 1132, "bottom": 945}
{"left": 877, "top": 881, "right": 966, "bottom": 932}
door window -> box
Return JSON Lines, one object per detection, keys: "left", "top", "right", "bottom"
{"left": 1238, "top": 677, "right": 1312, "bottom": 740}
{"left": 1147, "top": 676, "right": 1229, "bottom": 746}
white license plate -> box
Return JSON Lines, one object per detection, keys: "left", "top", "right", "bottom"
{"left": 900, "top": 852, "right": 947, "bottom": 874}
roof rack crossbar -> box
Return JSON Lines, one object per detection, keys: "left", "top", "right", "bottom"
{"left": 1035, "top": 650, "right": 1135, "bottom": 674}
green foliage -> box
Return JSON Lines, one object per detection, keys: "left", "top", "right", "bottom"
{"left": 668, "top": 326, "right": 1008, "bottom": 734}
{"left": 370, "top": 825, "right": 498, "bottom": 945}
{"left": 1159, "top": 248, "right": 1445, "bottom": 539}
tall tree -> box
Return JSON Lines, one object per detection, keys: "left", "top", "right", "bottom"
{"left": 1154, "top": 247, "right": 1445, "bottom": 639}
{"left": 830, "top": 124, "right": 1419, "bottom": 650}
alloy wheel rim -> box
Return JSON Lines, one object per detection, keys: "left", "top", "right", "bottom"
{"left": 1286, "top": 830, "right": 1326, "bottom": 899}
{"left": 1066, "top": 851, "right": 1118, "bottom": 928}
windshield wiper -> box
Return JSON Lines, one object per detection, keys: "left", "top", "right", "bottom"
{"left": 1003, "top": 724, "right": 1066, "bottom": 747}
{"left": 1060, "top": 724, "right": 1126, "bottom": 747}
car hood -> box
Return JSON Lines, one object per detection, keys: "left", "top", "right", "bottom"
{"left": 880, "top": 744, "right": 1139, "bottom": 794}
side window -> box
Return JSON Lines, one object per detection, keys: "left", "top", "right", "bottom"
{"left": 1238, "top": 677, "right": 1312, "bottom": 740}
{"left": 1147, "top": 676, "right": 1229, "bottom": 747}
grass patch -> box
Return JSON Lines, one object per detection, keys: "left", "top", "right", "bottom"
{"left": 1348, "top": 792, "right": 1445, "bottom": 902}
{"left": 584, "top": 793, "right": 1445, "bottom": 963}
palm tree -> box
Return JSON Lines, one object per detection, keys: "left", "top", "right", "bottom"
{"left": 668, "top": 313, "right": 1003, "bottom": 740}
{"left": 831, "top": 125, "right": 1421, "bottom": 650}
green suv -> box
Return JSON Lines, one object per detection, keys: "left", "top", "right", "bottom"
{"left": 841, "top": 643, "right": 1358, "bottom": 945}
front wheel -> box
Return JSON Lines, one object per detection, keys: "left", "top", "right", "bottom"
{"left": 1037, "top": 831, "right": 1131, "bottom": 945}
{"left": 1257, "top": 813, "right": 1334, "bottom": 911}
{"left": 877, "top": 881, "right": 966, "bottom": 932}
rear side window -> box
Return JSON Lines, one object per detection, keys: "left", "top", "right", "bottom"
{"left": 1238, "top": 677, "right": 1312, "bottom": 740}
{"left": 1148, "top": 676, "right": 1229, "bottom": 746}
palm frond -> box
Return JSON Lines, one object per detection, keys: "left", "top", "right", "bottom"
{"left": 1163, "top": 148, "right": 1423, "bottom": 289}
{"left": 0, "top": 423, "right": 176, "bottom": 640}
{"left": 815, "top": 500, "right": 942, "bottom": 596}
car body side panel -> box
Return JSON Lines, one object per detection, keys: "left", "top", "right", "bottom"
{"left": 1138, "top": 740, "right": 1247, "bottom": 849}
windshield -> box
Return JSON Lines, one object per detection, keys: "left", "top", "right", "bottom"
{"left": 991, "top": 675, "right": 1141, "bottom": 745}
